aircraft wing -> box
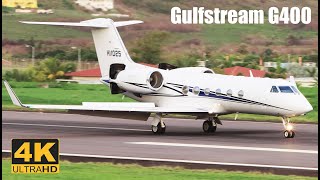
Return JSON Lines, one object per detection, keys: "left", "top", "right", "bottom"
{"left": 3, "top": 81, "right": 210, "bottom": 113}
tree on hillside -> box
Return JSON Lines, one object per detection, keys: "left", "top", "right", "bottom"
{"left": 237, "top": 44, "right": 249, "bottom": 54}
{"left": 32, "top": 58, "right": 76, "bottom": 81}
{"left": 275, "top": 61, "right": 287, "bottom": 74}
{"left": 286, "top": 35, "right": 300, "bottom": 46}
{"left": 305, "top": 67, "right": 318, "bottom": 77}
{"left": 260, "top": 48, "right": 278, "bottom": 62}
{"left": 206, "top": 55, "right": 225, "bottom": 69}
{"left": 131, "top": 31, "right": 169, "bottom": 64}
{"left": 172, "top": 54, "right": 201, "bottom": 67}
{"left": 303, "top": 54, "right": 318, "bottom": 63}
{"left": 286, "top": 64, "right": 314, "bottom": 78}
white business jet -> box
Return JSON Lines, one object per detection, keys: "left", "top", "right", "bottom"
{"left": 4, "top": 18, "right": 313, "bottom": 138}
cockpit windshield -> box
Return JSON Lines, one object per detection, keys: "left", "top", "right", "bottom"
{"left": 278, "top": 86, "right": 294, "bottom": 93}
{"left": 291, "top": 86, "right": 300, "bottom": 95}
{"left": 270, "top": 86, "right": 279, "bottom": 93}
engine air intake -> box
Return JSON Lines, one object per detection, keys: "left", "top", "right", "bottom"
{"left": 148, "top": 71, "right": 163, "bottom": 89}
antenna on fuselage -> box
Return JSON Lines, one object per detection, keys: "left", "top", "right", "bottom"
{"left": 234, "top": 112, "right": 239, "bottom": 120}
{"left": 289, "top": 76, "right": 297, "bottom": 86}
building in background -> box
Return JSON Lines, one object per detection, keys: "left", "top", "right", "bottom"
{"left": 37, "top": 9, "right": 54, "bottom": 14}
{"left": 64, "top": 62, "right": 157, "bottom": 84}
{"left": 2, "top": 0, "right": 38, "bottom": 8}
{"left": 224, "top": 66, "right": 266, "bottom": 77}
{"left": 75, "top": 0, "right": 114, "bottom": 11}
{"left": 302, "top": 62, "right": 317, "bottom": 68}
{"left": 264, "top": 62, "right": 278, "bottom": 69}
{"left": 64, "top": 68, "right": 101, "bottom": 84}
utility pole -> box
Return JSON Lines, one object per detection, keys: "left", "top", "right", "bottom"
{"left": 25, "top": 44, "right": 35, "bottom": 66}
{"left": 78, "top": 48, "right": 81, "bottom": 71}
{"left": 71, "top": 46, "right": 82, "bottom": 70}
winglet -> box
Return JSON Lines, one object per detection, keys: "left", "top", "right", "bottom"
{"left": 3, "top": 80, "right": 24, "bottom": 107}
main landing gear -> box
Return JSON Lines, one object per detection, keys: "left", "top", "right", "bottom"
{"left": 150, "top": 114, "right": 222, "bottom": 134}
{"left": 203, "top": 117, "right": 221, "bottom": 133}
{"left": 151, "top": 113, "right": 166, "bottom": 134}
{"left": 282, "top": 117, "right": 295, "bottom": 138}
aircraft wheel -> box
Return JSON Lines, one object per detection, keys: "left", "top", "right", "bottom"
{"left": 152, "top": 122, "right": 166, "bottom": 134}
{"left": 211, "top": 124, "right": 217, "bottom": 133}
{"left": 151, "top": 124, "right": 160, "bottom": 134}
{"left": 160, "top": 122, "right": 166, "bottom": 134}
{"left": 284, "top": 130, "right": 295, "bottom": 138}
{"left": 203, "top": 120, "right": 213, "bottom": 133}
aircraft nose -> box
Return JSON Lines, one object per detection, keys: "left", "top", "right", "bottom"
{"left": 300, "top": 101, "right": 313, "bottom": 115}
{"left": 305, "top": 103, "right": 313, "bottom": 113}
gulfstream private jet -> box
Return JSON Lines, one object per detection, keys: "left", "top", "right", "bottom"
{"left": 4, "top": 18, "right": 313, "bottom": 138}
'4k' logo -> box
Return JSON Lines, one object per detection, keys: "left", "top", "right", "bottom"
{"left": 11, "top": 139, "right": 59, "bottom": 174}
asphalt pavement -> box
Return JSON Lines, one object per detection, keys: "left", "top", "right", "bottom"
{"left": 2, "top": 111, "right": 318, "bottom": 176}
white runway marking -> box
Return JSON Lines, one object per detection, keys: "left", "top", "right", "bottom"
{"left": 2, "top": 150, "right": 317, "bottom": 171}
{"left": 126, "top": 142, "right": 318, "bottom": 154}
{"left": 2, "top": 122, "right": 149, "bottom": 132}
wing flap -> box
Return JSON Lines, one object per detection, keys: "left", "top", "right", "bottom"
{"left": 24, "top": 104, "right": 208, "bottom": 113}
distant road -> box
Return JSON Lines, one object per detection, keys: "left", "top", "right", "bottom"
{"left": 2, "top": 111, "right": 318, "bottom": 176}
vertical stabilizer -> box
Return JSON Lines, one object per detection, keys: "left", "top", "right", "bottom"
{"left": 87, "top": 18, "right": 134, "bottom": 77}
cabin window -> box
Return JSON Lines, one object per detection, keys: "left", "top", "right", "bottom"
{"left": 216, "top": 88, "right": 221, "bottom": 95}
{"left": 227, "top": 89, "right": 232, "bottom": 96}
{"left": 238, "top": 90, "right": 244, "bottom": 97}
{"left": 193, "top": 86, "right": 200, "bottom": 95}
{"left": 204, "top": 88, "right": 210, "bottom": 95}
{"left": 182, "top": 85, "right": 189, "bottom": 95}
{"left": 278, "top": 86, "right": 294, "bottom": 93}
{"left": 291, "top": 86, "right": 300, "bottom": 95}
{"left": 270, "top": 86, "right": 279, "bottom": 93}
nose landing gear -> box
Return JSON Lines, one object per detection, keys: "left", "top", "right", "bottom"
{"left": 282, "top": 117, "right": 295, "bottom": 138}
{"left": 284, "top": 130, "right": 295, "bottom": 138}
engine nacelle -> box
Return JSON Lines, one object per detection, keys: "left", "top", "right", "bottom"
{"left": 113, "top": 69, "right": 164, "bottom": 93}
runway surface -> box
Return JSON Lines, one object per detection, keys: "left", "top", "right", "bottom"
{"left": 2, "top": 111, "right": 318, "bottom": 176}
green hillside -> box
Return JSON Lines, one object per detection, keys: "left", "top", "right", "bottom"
{"left": 2, "top": 10, "right": 91, "bottom": 40}
{"left": 2, "top": 0, "right": 318, "bottom": 59}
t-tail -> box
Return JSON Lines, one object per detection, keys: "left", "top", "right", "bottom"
{"left": 20, "top": 18, "right": 143, "bottom": 79}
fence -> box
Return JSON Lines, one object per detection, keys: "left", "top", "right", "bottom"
{"left": 2, "top": 59, "right": 99, "bottom": 71}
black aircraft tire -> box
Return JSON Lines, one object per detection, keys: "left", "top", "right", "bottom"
{"left": 203, "top": 121, "right": 213, "bottom": 133}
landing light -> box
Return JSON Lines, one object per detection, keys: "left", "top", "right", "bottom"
{"left": 286, "top": 124, "right": 294, "bottom": 131}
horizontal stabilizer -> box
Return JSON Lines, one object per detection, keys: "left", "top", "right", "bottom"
{"left": 20, "top": 18, "right": 143, "bottom": 28}
{"left": 114, "top": 20, "right": 144, "bottom": 27}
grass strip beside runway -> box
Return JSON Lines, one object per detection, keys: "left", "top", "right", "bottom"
{"left": 2, "top": 159, "right": 316, "bottom": 180}
{"left": 2, "top": 81, "right": 318, "bottom": 123}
